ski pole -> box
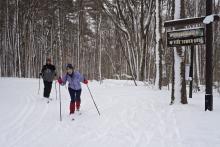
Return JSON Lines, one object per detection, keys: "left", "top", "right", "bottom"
{"left": 55, "top": 81, "right": 57, "bottom": 100}
{"left": 59, "top": 84, "right": 62, "bottom": 121}
{"left": 86, "top": 84, "right": 100, "bottom": 116}
{"left": 38, "top": 75, "right": 41, "bottom": 95}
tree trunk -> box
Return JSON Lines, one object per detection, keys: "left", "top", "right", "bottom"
{"left": 155, "top": 0, "right": 163, "bottom": 90}
{"left": 173, "top": 0, "right": 187, "bottom": 104}
{"left": 98, "top": 13, "right": 102, "bottom": 84}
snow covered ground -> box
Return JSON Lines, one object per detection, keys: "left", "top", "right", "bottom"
{"left": 0, "top": 77, "right": 220, "bottom": 147}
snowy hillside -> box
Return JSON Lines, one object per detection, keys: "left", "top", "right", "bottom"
{"left": 0, "top": 78, "right": 220, "bottom": 147}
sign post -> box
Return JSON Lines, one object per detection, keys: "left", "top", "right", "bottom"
{"left": 167, "top": 28, "right": 204, "bottom": 99}
{"left": 164, "top": 0, "right": 219, "bottom": 111}
{"left": 205, "top": 0, "right": 213, "bottom": 111}
{"left": 189, "top": 46, "right": 194, "bottom": 98}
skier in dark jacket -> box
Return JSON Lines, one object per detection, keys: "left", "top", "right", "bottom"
{"left": 40, "top": 58, "right": 57, "bottom": 99}
{"left": 58, "top": 64, "right": 88, "bottom": 115}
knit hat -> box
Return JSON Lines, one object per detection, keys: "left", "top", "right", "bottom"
{"left": 46, "top": 58, "right": 51, "bottom": 62}
{"left": 66, "top": 64, "right": 73, "bottom": 69}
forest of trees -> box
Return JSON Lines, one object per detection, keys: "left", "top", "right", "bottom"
{"left": 0, "top": 0, "right": 220, "bottom": 100}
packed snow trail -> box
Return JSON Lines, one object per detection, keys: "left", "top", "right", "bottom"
{"left": 0, "top": 78, "right": 220, "bottom": 147}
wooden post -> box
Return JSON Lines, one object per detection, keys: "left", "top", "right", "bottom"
{"left": 205, "top": 0, "right": 213, "bottom": 111}
{"left": 189, "top": 46, "right": 194, "bottom": 98}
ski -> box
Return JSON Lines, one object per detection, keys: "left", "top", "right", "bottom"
{"left": 69, "top": 111, "right": 82, "bottom": 121}
{"left": 76, "top": 110, "right": 82, "bottom": 115}
{"left": 48, "top": 98, "right": 53, "bottom": 101}
{"left": 70, "top": 113, "right": 75, "bottom": 121}
{"left": 46, "top": 100, "right": 51, "bottom": 103}
{"left": 169, "top": 100, "right": 174, "bottom": 105}
{"left": 76, "top": 112, "right": 82, "bottom": 115}
{"left": 42, "top": 98, "right": 52, "bottom": 104}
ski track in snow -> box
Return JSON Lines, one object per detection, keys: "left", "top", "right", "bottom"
{"left": 149, "top": 98, "right": 182, "bottom": 147}
{"left": 0, "top": 87, "right": 48, "bottom": 147}
{"left": 0, "top": 78, "right": 220, "bottom": 147}
{"left": 0, "top": 79, "right": 54, "bottom": 147}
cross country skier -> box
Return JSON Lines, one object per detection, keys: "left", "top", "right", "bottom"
{"left": 57, "top": 64, "right": 88, "bottom": 116}
{"left": 40, "top": 58, "right": 57, "bottom": 100}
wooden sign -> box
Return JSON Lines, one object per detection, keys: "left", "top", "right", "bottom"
{"left": 167, "top": 27, "right": 205, "bottom": 47}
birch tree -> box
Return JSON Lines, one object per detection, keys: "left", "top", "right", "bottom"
{"left": 155, "top": 0, "right": 163, "bottom": 89}
{"left": 171, "top": 0, "right": 187, "bottom": 104}
{"left": 98, "top": 13, "right": 102, "bottom": 83}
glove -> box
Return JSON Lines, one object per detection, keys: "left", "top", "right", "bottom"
{"left": 57, "top": 77, "right": 63, "bottom": 84}
{"left": 83, "top": 79, "right": 88, "bottom": 84}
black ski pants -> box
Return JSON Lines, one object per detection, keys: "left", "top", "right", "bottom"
{"left": 68, "top": 88, "right": 82, "bottom": 103}
{"left": 43, "top": 81, "right": 52, "bottom": 98}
